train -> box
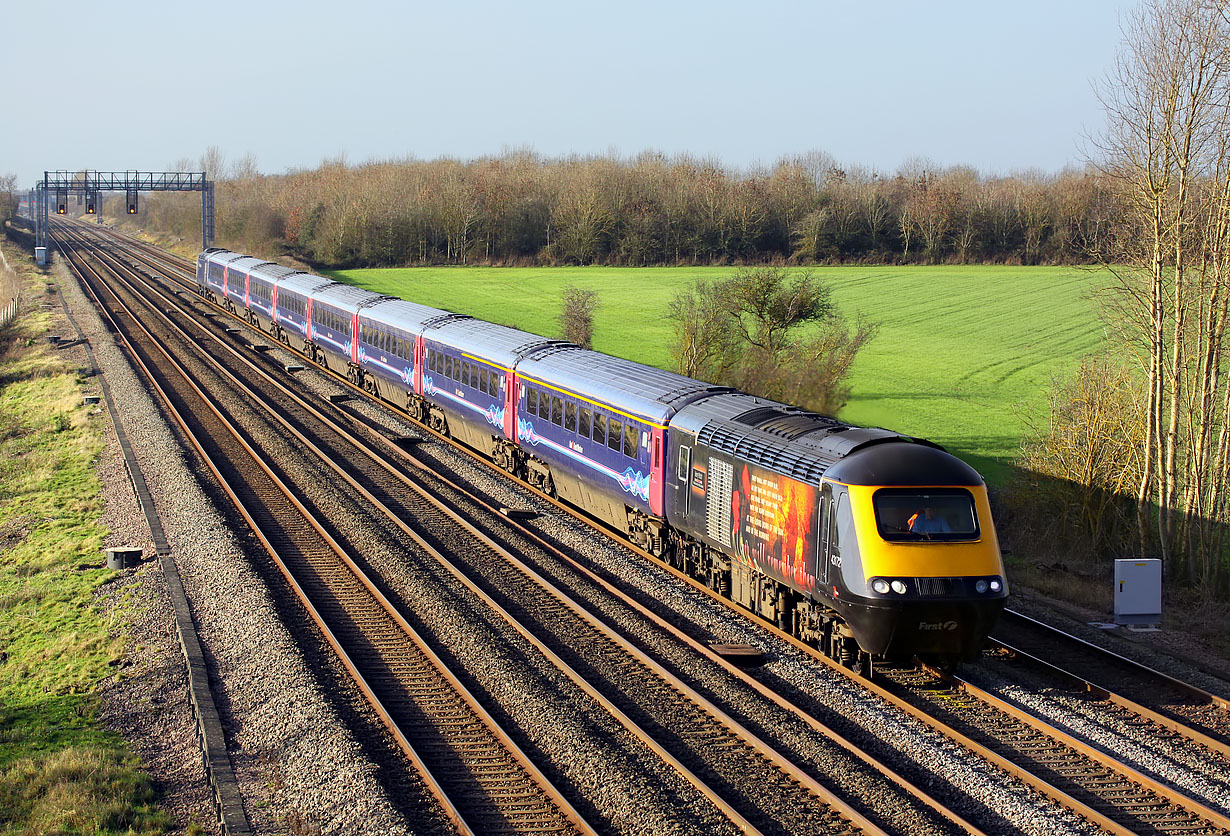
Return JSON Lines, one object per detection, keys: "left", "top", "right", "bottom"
{"left": 196, "top": 247, "right": 1008, "bottom": 671}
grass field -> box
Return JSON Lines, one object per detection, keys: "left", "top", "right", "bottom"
{"left": 328, "top": 264, "right": 1109, "bottom": 483}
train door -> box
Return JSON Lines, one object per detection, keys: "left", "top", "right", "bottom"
{"left": 819, "top": 483, "right": 839, "bottom": 585}
{"left": 503, "top": 371, "right": 516, "bottom": 439}
{"left": 676, "top": 443, "right": 692, "bottom": 516}
{"left": 648, "top": 427, "right": 665, "bottom": 516}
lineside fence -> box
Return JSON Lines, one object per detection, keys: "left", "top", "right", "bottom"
{"left": 1, "top": 230, "right": 20, "bottom": 329}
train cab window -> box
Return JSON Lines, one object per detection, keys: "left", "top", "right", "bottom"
{"left": 607, "top": 418, "right": 622, "bottom": 451}
{"left": 872, "top": 489, "right": 978, "bottom": 541}
{"left": 564, "top": 401, "right": 576, "bottom": 432}
{"left": 593, "top": 414, "right": 607, "bottom": 446}
{"left": 578, "top": 407, "right": 591, "bottom": 438}
{"left": 623, "top": 423, "right": 638, "bottom": 458}
{"left": 550, "top": 396, "right": 563, "bottom": 426}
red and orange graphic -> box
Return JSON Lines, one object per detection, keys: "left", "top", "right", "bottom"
{"left": 731, "top": 463, "right": 818, "bottom": 592}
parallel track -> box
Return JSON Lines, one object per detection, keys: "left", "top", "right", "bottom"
{"left": 73, "top": 223, "right": 1230, "bottom": 835}
{"left": 58, "top": 223, "right": 903, "bottom": 835}
{"left": 54, "top": 224, "right": 591, "bottom": 836}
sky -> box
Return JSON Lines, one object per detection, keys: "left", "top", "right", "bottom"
{"left": 2, "top": 0, "right": 1136, "bottom": 187}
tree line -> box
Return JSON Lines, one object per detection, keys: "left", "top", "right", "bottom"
{"left": 120, "top": 150, "right": 1115, "bottom": 270}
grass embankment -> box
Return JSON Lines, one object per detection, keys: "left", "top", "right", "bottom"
{"left": 0, "top": 241, "right": 167, "bottom": 835}
{"left": 329, "top": 264, "right": 1107, "bottom": 484}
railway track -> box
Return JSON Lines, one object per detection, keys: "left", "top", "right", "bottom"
{"left": 53, "top": 225, "right": 591, "bottom": 836}
{"left": 991, "top": 609, "right": 1230, "bottom": 754}
{"left": 56, "top": 223, "right": 915, "bottom": 835}
{"left": 64, "top": 222, "right": 1230, "bottom": 836}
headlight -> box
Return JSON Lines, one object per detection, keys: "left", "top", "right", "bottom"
{"left": 872, "top": 578, "right": 890, "bottom": 594}
{"left": 975, "top": 580, "right": 989, "bottom": 593}
{"left": 890, "top": 580, "right": 908, "bottom": 594}
{"left": 989, "top": 578, "right": 1002, "bottom": 593}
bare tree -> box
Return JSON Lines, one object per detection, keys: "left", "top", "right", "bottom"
{"left": 0, "top": 173, "right": 18, "bottom": 220}
{"left": 559, "top": 286, "right": 600, "bottom": 348}
{"left": 199, "top": 146, "right": 227, "bottom": 181}
{"left": 1095, "top": 0, "right": 1230, "bottom": 588}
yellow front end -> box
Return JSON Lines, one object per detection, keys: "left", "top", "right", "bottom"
{"left": 846, "top": 483, "right": 1005, "bottom": 579}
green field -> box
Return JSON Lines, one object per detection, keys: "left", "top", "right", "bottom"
{"left": 328, "top": 265, "right": 1108, "bottom": 483}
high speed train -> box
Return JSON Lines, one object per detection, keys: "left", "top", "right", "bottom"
{"left": 198, "top": 247, "right": 1007, "bottom": 670}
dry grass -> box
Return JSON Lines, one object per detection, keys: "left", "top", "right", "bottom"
{"left": 0, "top": 239, "right": 169, "bottom": 833}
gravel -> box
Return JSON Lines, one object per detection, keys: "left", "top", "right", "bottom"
{"left": 52, "top": 239, "right": 1230, "bottom": 836}
{"left": 53, "top": 256, "right": 417, "bottom": 835}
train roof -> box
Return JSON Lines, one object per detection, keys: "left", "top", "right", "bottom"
{"left": 249, "top": 262, "right": 305, "bottom": 283}
{"left": 312, "top": 282, "right": 387, "bottom": 314}
{"left": 359, "top": 297, "right": 456, "bottom": 334}
{"left": 423, "top": 317, "right": 557, "bottom": 371}
{"left": 221, "top": 256, "right": 267, "bottom": 275}
{"left": 276, "top": 273, "right": 336, "bottom": 298}
{"left": 517, "top": 345, "right": 726, "bottom": 425}
{"left": 201, "top": 249, "right": 246, "bottom": 265}
{"left": 671, "top": 392, "right": 977, "bottom": 486}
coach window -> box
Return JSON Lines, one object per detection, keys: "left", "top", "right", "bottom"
{"left": 624, "top": 422, "right": 638, "bottom": 458}
{"left": 564, "top": 401, "right": 576, "bottom": 432}
{"left": 538, "top": 390, "right": 550, "bottom": 420}
{"left": 480, "top": 368, "right": 489, "bottom": 394}
{"left": 527, "top": 388, "right": 538, "bottom": 416}
{"left": 594, "top": 413, "right": 607, "bottom": 446}
{"left": 462, "top": 362, "right": 471, "bottom": 388}
{"left": 549, "top": 396, "right": 562, "bottom": 426}
{"left": 608, "top": 418, "right": 622, "bottom": 451}
{"left": 578, "top": 407, "right": 591, "bottom": 439}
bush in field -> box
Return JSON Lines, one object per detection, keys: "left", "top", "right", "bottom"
{"left": 559, "top": 286, "right": 600, "bottom": 349}
{"left": 668, "top": 266, "right": 876, "bottom": 415}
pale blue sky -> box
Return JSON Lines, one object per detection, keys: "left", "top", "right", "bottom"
{"left": 3, "top": 0, "right": 1134, "bottom": 186}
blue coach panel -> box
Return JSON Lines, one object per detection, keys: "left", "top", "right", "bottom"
{"left": 245, "top": 262, "right": 305, "bottom": 331}
{"left": 308, "top": 283, "right": 386, "bottom": 373}
{"left": 358, "top": 298, "right": 454, "bottom": 400}
{"left": 514, "top": 346, "right": 723, "bottom": 524}
{"left": 201, "top": 250, "right": 248, "bottom": 297}
{"left": 273, "top": 273, "right": 335, "bottom": 352}
{"left": 220, "top": 256, "right": 267, "bottom": 309}
{"left": 196, "top": 248, "right": 228, "bottom": 288}
{"left": 421, "top": 318, "right": 556, "bottom": 452}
